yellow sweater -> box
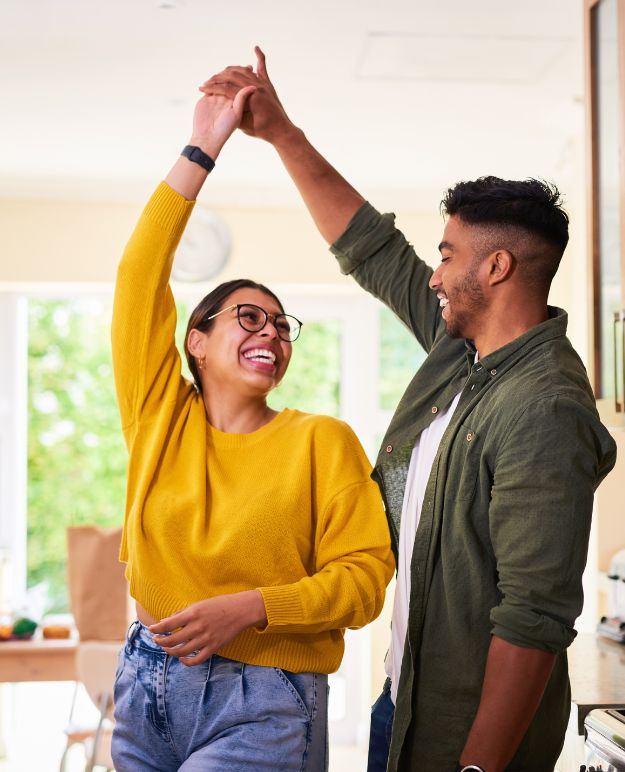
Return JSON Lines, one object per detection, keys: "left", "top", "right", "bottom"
{"left": 111, "top": 182, "right": 394, "bottom": 673}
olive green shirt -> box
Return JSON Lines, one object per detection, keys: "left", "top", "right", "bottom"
{"left": 332, "top": 203, "right": 617, "bottom": 772}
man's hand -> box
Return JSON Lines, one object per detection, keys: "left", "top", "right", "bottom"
{"left": 201, "top": 47, "right": 296, "bottom": 146}
{"left": 148, "top": 590, "right": 267, "bottom": 666}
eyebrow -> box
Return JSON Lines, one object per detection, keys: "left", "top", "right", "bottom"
{"left": 438, "top": 240, "right": 454, "bottom": 253}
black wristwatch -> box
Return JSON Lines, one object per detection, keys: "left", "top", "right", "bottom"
{"left": 181, "top": 145, "right": 215, "bottom": 173}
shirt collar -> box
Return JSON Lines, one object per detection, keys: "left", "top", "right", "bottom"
{"left": 470, "top": 306, "right": 567, "bottom": 370}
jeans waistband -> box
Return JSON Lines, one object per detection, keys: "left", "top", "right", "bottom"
{"left": 125, "top": 619, "right": 163, "bottom": 651}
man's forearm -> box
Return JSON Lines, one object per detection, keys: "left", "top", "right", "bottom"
{"left": 272, "top": 125, "right": 365, "bottom": 245}
{"left": 460, "top": 635, "right": 556, "bottom": 771}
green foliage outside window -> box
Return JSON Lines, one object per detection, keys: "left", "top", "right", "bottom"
{"left": 28, "top": 299, "right": 126, "bottom": 612}
{"left": 378, "top": 306, "right": 426, "bottom": 411}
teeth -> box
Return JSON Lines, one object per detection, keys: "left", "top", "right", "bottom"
{"left": 243, "top": 348, "right": 276, "bottom": 364}
{"left": 439, "top": 298, "right": 449, "bottom": 308}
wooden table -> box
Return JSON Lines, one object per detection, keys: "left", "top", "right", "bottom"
{"left": 0, "top": 638, "right": 77, "bottom": 682}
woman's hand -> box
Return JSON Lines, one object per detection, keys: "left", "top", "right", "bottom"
{"left": 201, "top": 46, "right": 296, "bottom": 147}
{"left": 148, "top": 590, "right": 267, "bottom": 666}
{"left": 165, "top": 82, "right": 255, "bottom": 200}
{"left": 189, "top": 83, "right": 257, "bottom": 160}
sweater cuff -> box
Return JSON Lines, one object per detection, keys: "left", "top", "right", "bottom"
{"left": 257, "top": 584, "right": 304, "bottom": 629}
{"left": 330, "top": 201, "right": 397, "bottom": 275}
{"left": 143, "top": 181, "right": 195, "bottom": 235}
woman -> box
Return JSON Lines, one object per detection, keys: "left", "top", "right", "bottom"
{"left": 110, "top": 79, "right": 394, "bottom": 771}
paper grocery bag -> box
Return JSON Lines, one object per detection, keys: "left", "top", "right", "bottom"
{"left": 67, "top": 526, "right": 131, "bottom": 641}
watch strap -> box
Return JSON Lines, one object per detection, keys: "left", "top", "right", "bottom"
{"left": 181, "top": 145, "right": 215, "bottom": 173}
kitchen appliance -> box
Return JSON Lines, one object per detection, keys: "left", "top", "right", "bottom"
{"left": 598, "top": 549, "right": 625, "bottom": 644}
{"left": 582, "top": 708, "right": 625, "bottom": 770}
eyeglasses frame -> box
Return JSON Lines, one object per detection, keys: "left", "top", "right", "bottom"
{"left": 203, "top": 303, "right": 303, "bottom": 342}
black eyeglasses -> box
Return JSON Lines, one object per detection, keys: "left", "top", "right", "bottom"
{"left": 204, "top": 303, "right": 303, "bottom": 342}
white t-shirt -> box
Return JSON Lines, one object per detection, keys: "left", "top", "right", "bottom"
{"left": 385, "top": 390, "right": 462, "bottom": 704}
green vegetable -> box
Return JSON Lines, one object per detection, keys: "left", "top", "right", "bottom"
{"left": 12, "top": 617, "right": 37, "bottom": 636}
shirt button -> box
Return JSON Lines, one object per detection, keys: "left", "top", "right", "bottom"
{"left": 490, "top": 368, "right": 497, "bottom": 376}
{"left": 466, "top": 432, "right": 474, "bottom": 442}
{"left": 386, "top": 444, "right": 393, "bottom": 453}
{"left": 431, "top": 406, "right": 438, "bottom": 414}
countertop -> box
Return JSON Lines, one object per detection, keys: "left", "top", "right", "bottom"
{"left": 568, "top": 631, "right": 625, "bottom": 732}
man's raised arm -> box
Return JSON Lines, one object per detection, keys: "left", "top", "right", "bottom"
{"left": 204, "top": 47, "right": 365, "bottom": 244}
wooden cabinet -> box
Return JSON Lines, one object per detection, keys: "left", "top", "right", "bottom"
{"left": 586, "top": 0, "right": 625, "bottom": 425}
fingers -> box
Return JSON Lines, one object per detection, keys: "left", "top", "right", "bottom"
{"left": 158, "top": 637, "right": 202, "bottom": 658}
{"left": 202, "top": 66, "right": 259, "bottom": 86}
{"left": 233, "top": 85, "right": 257, "bottom": 117}
{"left": 180, "top": 646, "right": 212, "bottom": 666}
{"left": 148, "top": 612, "right": 185, "bottom": 635}
{"left": 254, "top": 45, "right": 269, "bottom": 80}
{"left": 152, "top": 628, "right": 188, "bottom": 648}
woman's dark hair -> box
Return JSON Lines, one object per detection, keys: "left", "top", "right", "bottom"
{"left": 184, "top": 278, "right": 285, "bottom": 392}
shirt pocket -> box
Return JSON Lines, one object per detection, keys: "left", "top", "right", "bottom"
{"left": 451, "top": 424, "right": 481, "bottom": 502}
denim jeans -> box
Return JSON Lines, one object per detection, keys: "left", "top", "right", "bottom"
{"left": 367, "top": 678, "right": 395, "bottom": 772}
{"left": 112, "top": 621, "right": 328, "bottom": 771}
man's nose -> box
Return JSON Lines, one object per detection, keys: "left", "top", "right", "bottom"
{"left": 429, "top": 266, "right": 442, "bottom": 290}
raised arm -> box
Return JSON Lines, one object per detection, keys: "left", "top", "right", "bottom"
{"left": 205, "top": 49, "right": 443, "bottom": 350}
{"left": 203, "top": 47, "right": 365, "bottom": 244}
{"left": 112, "top": 85, "right": 255, "bottom": 433}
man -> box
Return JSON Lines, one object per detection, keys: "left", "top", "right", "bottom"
{"left": 204, "top": 50, "right": 617, "bottom": 772}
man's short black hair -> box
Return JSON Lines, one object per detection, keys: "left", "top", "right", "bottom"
{"left": 441, "top": 176, "right": 570, "bottom": 289}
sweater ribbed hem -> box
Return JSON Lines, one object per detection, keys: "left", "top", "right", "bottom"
{"left": 219, "top": 627, "right": 344, "bottom": 674}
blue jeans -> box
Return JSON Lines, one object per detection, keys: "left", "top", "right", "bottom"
{"left": 112, "top": 621, "right": 328, "bottom": 771}
{"left": 367, "top": 678, "right": 395, "bottom": 772}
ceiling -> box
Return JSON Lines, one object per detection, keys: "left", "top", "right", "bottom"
{"left": 0, "top": 0, "right": 585, "bottom": 209}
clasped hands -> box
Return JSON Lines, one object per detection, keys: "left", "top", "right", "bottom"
{"left": 196, "top": 46, "right": 294, "bottom": 147}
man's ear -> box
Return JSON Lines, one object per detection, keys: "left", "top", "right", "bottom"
{"left": 487, "top": 249, "right": 515, "bottom": 286}
{"left": 186, "top": 328, "right": 205, "bottom": 358}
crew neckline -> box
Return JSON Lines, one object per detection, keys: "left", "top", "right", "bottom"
{"left": 206, "top": 407, "right": 293, "bottom": 448}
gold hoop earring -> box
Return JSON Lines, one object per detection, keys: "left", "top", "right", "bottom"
{"left": 197, "top": 355, "right": 206, "bottom": 371}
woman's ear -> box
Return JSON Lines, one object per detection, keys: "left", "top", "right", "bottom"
{"left": 186, "top": 328, "right": 205, "bottom": 358}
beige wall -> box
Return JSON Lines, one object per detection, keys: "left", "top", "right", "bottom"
{"left": 0, "top": 194, "right": 443, "bottom": 287}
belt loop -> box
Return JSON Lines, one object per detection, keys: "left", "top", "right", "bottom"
{"left": 126, "top": 619, "right": 141, "bottom": 648}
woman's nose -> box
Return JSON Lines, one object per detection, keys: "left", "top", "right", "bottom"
{"left": 259, "top": 320, "right": 278, "bottom": 338}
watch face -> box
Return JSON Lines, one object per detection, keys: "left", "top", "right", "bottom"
{"left": 171, "top": 206, "right": 231, "bottom": 282}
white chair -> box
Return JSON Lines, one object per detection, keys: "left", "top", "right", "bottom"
{"left": 59, "top": 640, "right": 122, "bottom": 772}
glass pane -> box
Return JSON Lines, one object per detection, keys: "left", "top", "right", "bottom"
{"left": 270, "top": 321, "right": 341, "bottom": 416}
{"left": 28, "top": 298, "right": 127, "bottom": 611}
{"left": 27, "top": 299, "right": 196, "bottom": 611}
{"left": 378, "top": 306, "right": 426, "bottom": 411}
{"left": 593, "top": 0, "right": 622, "bottom": 399}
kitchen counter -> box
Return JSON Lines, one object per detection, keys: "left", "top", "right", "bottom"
{"left": 568, "top": 632, "right": 625, "bottom": 733}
